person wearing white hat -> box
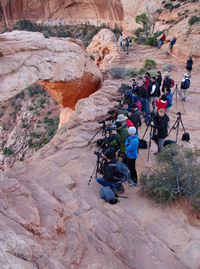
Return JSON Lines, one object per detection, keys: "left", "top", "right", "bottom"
{"left": 180, "top": 73, "right": 190, "bottom": 101}
{"left": 125, "top": 127, "right": 139, "bottom": 186}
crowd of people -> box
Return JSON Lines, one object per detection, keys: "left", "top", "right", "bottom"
{"left": 95, "top": 35, "right": 193, "bottom": 203}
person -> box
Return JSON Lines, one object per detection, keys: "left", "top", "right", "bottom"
{"left": 138, "top": 80, "right": 149, "bottom": 119}
{"left": 143, "top": 73, "right": 151, "bottom": 92}
{"left": 124, "top": 37, "right": 129, "bottom": 55}
{"left": 128, "top": 103, "right": 141, "bottom": 132}
{"left": 153, "top": 108, "right": 169, "bottom": 154}
{"left": 156, "top": 71, "right": 162, "bottom": 97}
{"left": 96, "top": 150, "right": 124, "bottom": 192}
{"left": 165, "top": 88, "right": 173, "bottom": 114}
{"left": 119, "top": 33, "right": 124, "bottom": 48}
{"left": 116, "top": 113, "right": 134, "bottom": 128}
{"left": 186, "top": 57, "right": 193, "bottom": 77}
{"left": 180, "top": 73, "right": 190, "bottom": 101}
{"left": 149, "top": 76, "right": 158, "bottom": 113}
{"left": 157, "top": 32, "right": 166, "bottom": 49}
{"left": 156, "top": 94, "right": 168, "bottom": 112}
{"left": 162, "top": 72, "right": 171, "bottom": 93}
{"left": 125, "top": 127, "right": 139, "bottom": 186}
{"left": 169, "top": 36, "right": 176, "bottom": 52}
{"left": 109, "top": 120, "right": 129, "bottom": 158}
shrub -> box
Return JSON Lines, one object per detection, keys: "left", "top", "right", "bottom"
{"left": 43, "top": 116, "right": 48, "bottom": 123}
{"left": 90, "top": 55, "right": 95, "bottom": 61}
{"left": 137, "top": 36, "right": 146, "bottom": 45}
{"left": 43, "top": 31, "right": 50, "bottom": 38}
{"left": 3, "top": 147, "right": 13, "bottom": 155}
{"left": 188, "top": 16, "right": 200, "bottom": 25}
{"left": 2, "top": 124, "right": 6, "bottom": 131}
{"left": 164, "top": 3, "right": 173, "bottom": 9}
{"left": 126, "top": 68, "right": 138, "bottom": 78}
{"left": 145, "top": 36, "right": 157, "bottom": 46}
{"left": 138, "top": 67, "right": 145, "bottom": 75}
{"left": 109, "top": 67, "right": 127, "bottom": 79}
{"left": 174, "top": 3, "right": 181, "bottom": 8}
{"left": 0, "top": 112, "right": 4, "bottom": 118}
{"left": 118, "top": 83, "right": 132, "bottom": 93}
{"left": 140, "top": 145, "right": 200, "bottom": 208}
{"left": 1, "top": 140, "right": 6, "bottom": 149}
{"left": 134, "top": 27, "right": 144, "bottom": 37}
{"left": 30, "top": 132, "right": 40, "bottom": 138}
{"left": 28, "top": 106, "right": 34, "bottom": 111}
{"left": 156, "top": 8, "right": 163, "bottom": 14}
{"left": 144, "top": 58, "right": 156, "bottom": 69}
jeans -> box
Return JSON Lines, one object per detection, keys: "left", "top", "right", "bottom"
{"left": 158, "top": 138, "right": 165, "bottom": 152}
{"left": 157, "top": 40, "right": 163, "bottom": 49}
{"left": 96, "top": 177, "right": 118, "bottom": 189}
{"left": 140, "top": 98, "right": 149, "bottom": 117}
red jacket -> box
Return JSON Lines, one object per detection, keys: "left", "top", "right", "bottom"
{"left": 160, "top": 34, "right": 166, "bottom": 42}
{"left": 156, "top": 100, "right": 167, "bottom": 112}
{"left": 126, "top": 119, "right": 134, "bottom": 127}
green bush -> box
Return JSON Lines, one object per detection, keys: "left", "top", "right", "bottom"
{"left": 90, "top": 55, "right": 95, "bottom": 61}
{"left": 134, "top": 27, "right": 144, "bottom": 37}
{"left": 28, "top": 106, "right": 34, "bottom": 111}
{"left": 118, "top": 83, "right": 132, "bottom": 93}
{"left": 126, "top": 68, "right": 138, "bottom": 78}
{"left": 145, "top": 36, "right": 157, "bottom": 46}
{"left": 138, "top": 67, "right": 145, "bottom": 75}
{"left": 109, "top": 67, "right": 127, "bottom": 79}
{"left": 43, "top": 116, "right": 48, "bottom": 123}
{"left": 174, "top": 3, "right": 181, "bottom": 8}
{"left": 140, "top": 145, "right": 200, "bottom": 209}
{"left": 30, "top": 132, "right": 40, "bottom": 138}
{"left": 43, "top": 31, "right": 50, "bottom": 38}
{"left": 3, "top": 147, "right": 13, "bottom": 155}
{"left": 2, "top": 124, "right": 6, "bottom": 131}
{"left": 164, "top": 2, "right": 173, "bottom": 9}
{"left": 188, "top": 16, "right": 200, "bottom": 25}
{"left": 144, "top": 58, "right": 157, "bottom": 69}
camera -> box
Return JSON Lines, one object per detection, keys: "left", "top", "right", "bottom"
{"left": 104, "top": 124, "right": 117, "bottom": 132}
{"left": 177, "top": 112, "right": 181, "bottom": 116}
{"left": 98, "top": 119, "right": 105, "bottom": 124}
{"left": 94, "top": 151, "right": 102, "bottom": 158}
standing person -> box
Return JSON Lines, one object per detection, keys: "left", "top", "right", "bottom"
{"left": 156, "top": 94, "right": 168, "bottom": 112}
{"left": 153, "top": 108, "right": 169, "bottom": 154}
{"left": 149, "top": 76, "right": 158, "bottom": 114}
{"left": 165, "top": 88, "right": 173, "bottom": 114}
{"left": 156, "top": 71, "right": 162, "bottom": 97}
{"left": 125, "top": 127, "right": 139, "bottom": 186}
{"left": 169, "top": 36, "right": 176, "bottom": 53}
{"left": 124, "top": 37, "right": 129, "bottom": 55}
{"left": 138, "top": 80, "right": 149, "bottom": 119}
{"left": 180, "top": 73, "right": 190, "bottom": 101}
{"left": 128, "top": 103, "right": 141, "bottom": 133}
{"left": 157, "top": 32, "right": 166, "bottom": 49}
{"left": 186, "top": 57, "right": 193, "bottom": 77}
{"left": 119, "top": 33, "right": 124, "bottom": 48}
{"left": 162, "top": 72, "right": 171, "bottom": 93}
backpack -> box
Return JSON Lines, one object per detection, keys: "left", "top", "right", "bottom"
{"left": 99, "top": 186, "right": 119, "bottom": 204}
{"left": 139, "top": 139, "right": 148, "bottom": 149}
{"left": 182, "top": 132, "right": 190, "bottom": 142}
{"left": 170, "top": 79, "right": 175, "bottom": 88}
{"left": 181, "top": 79, "right": 190, "bottom": 89}
{"left": 110, "top": 161, "right": 131, "bottom": 182}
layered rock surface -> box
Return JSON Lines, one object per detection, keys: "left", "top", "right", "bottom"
{"left": 0, "top": 30, "right": 102, "bottom": 108}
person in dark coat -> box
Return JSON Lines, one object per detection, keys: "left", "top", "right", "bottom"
{"left": 128, "top": 103, "right": 141, "bottom": 132}
{"left": 162, "top": 72, "right": 171, "bottom": 93}
{"left": 149, "top": 76, "right": 158, "bottom": 113}
{"left": 156, "top": 71, "right": 162, "bottom": 97}
{"left": 153, "top": 108, "right": 169, "bottom": 154}
{"left": 138, "top": 80, "right": 149, "bottom": 119}
{"left": 124, "top": 37, "right": 129, "bottom": 55}
{"left": 186, "top": 57, "right": 193, "bottom": 77}
{"left": 169, "top": 36, "right": 176, "bottom": 52}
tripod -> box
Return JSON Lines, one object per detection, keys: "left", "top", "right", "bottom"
{"left": 141, "top": 122, "right": 154, "bottom": 162}
{"left": 168, "top": 112, "right": 186, "bottom": 143}
{"left": 88, "top": 122, "right": 106, "bottom": 145}
{"left": 173, "top": 84, "right": 185, "bottom": 112}
{"left": 88, "top": 154, "right": 103, "bottom": 185}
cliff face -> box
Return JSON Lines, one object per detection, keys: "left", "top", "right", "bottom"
{"left": 0, "top": 0, "right": 123, "bottom": 27}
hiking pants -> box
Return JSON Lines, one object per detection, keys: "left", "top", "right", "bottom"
{"left": 96, "top": 177, "right": 118, "bottom": 189}
{"left": 158, "top": 138, "right": 165, "bottom": 152}
{"left": 157, "top": 40, "right": 163, "bottom": 49}
{"left": 127, "top": 158, "right": 138, "bottom": 184}
{"left": 140, "top": 98, "right": 149, "bottom": 117}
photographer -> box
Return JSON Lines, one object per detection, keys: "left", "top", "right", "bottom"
{"left": 128, "top": 103, "right": 141, "bottom": 132}
{"left": 96, "top": 150, "right": 124, "bottom": 192}
{"left": 109, "top": 120, "right": 129, "bottom": 160}
{"left": 153, "top": 108, "right": 169, "bottom": 154}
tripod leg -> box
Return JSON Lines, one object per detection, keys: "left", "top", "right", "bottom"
{"left": 179, "top": 117, "right": 186, "bottom": 133}
{"left": 147, "top": 126, "right": 153, "bottom": 162}
{"left": 142, "top": 125, "right": 149, "bottom": 140}
{"left": 88, "top": 127, "right": 102, "bottom": 144}
{"left": 177, "top": 88, "right": 185, "bottom": 112}
{"left": 168, "top": 119, "right": 178, "bottom": 136}
{"left": 175, "top": 120, "right": 180, "bottom": 143}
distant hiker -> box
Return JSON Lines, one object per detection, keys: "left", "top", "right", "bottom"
{"left": 162, "top": 72, "right": 171, "bottom": 93}
{"left": 180, "top": 73, "right": 190, "bottom": 101}
{"left": 186, "top": 57, "right": 193, "bottom": 77}
{"left": 124, "top": 37, "right": 129, "bottom": 55}
{"left": 119, "top": 33, "right": 124, "bottom": 48}
{"left": 169, "top": 36, "right": 176, "bottom": 52}
{"left": 157, "top": 32, "right": 166, "bottom": 49}
{"left": 156, "top": 71, "right": 162, "bottom": 97}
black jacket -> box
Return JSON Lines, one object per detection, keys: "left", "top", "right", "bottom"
{"left": 129, "top": 109, "right": 141, "bottom": 130}
{"left": 149, "top": 81, "right": 158, "bottom": 97}
{"left": 186, "top": 58, "right": 193, "bottom": 71}
{"left": 162, "top": 77, "right": 171, "bottom": 92}
{"left": 139, "top": 85, "right": 148, "bottom": 98}
{"left": 103, "top": 158, "right": 118, "bottom": 182}
{"left": 153, "top": 114, "right": 169, "bottom": 139}
{"left": 156, "top": 74, "right": 162, "bottom": 88}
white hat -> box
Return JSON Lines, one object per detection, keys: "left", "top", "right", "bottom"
{"left": 184, "top": 73, "right": 189, "bottom": 77}
{"left": 116, "top": 114, "right": 127, "bottom": 122}
{"left": 128, "top": 126, "right": 136, "bottom": 136}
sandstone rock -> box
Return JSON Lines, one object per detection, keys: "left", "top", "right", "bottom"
{"left": 0, "top": 30, "right": 102, "bottom": 107}
{"left": 86, "top": 28, "right": 120, "bottom": 70}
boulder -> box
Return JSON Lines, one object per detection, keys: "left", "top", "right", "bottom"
{"left": 0, "top": 30, "right": 102, "bottom": 108}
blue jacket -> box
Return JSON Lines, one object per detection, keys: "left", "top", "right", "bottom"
{"left": 166, "top": 92, "right": 172, "bottom": 108}
{"left": 125, "top": 133, "right": 139, "bottom": 159}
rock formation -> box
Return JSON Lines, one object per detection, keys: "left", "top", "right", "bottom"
{"left": 86, "top": 28, "right": 120, "bottom": 71}
{"left": 0, "top": 30, "right": 102, "bottom": 108}
{"left": 0, "top": 0, "right": 123, "bottom": 27}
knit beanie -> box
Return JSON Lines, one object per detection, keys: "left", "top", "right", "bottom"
{"left": 128, "top": 127, "right": 136, "bottom": 136}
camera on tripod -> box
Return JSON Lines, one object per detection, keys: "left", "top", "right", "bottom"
{"left": 94, "top": 151, "right": 102, "bottom": 158}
